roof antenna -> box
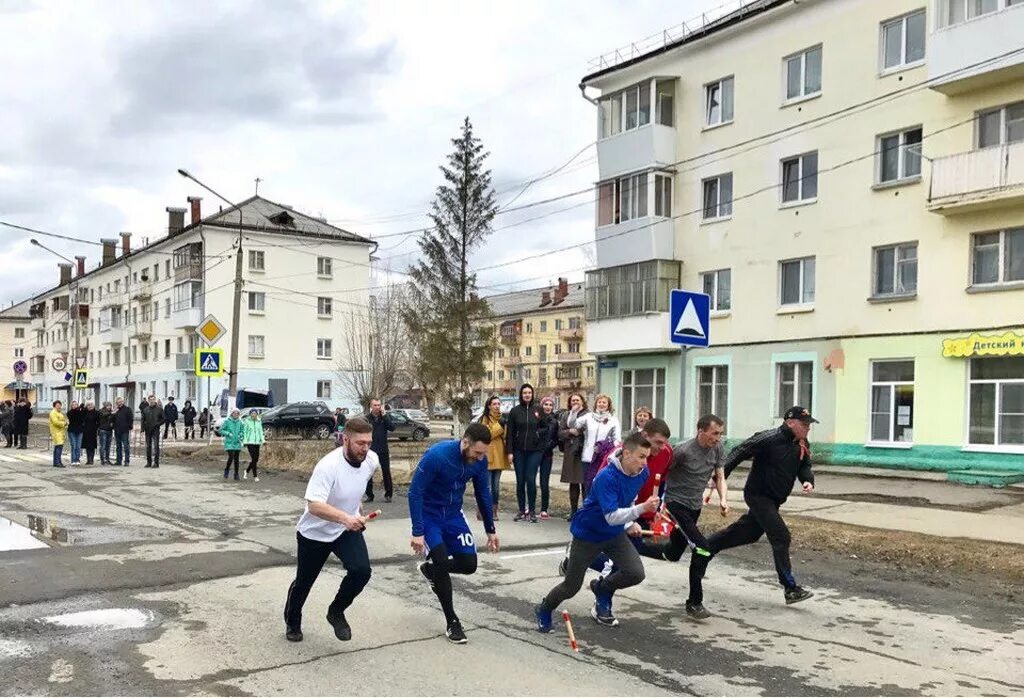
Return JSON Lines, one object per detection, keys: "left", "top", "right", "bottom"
{"left": 254, "top": 177, "right": 263, "bottom": 196}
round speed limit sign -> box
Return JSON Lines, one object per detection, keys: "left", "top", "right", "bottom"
{"left": 51, "top": 357, "right": 67, "bottom": 372}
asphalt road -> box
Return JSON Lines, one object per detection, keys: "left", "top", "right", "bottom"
{"left": 1, "top": 448, "right": 1022, "bottom": 696}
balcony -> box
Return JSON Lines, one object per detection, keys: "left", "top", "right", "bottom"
{"left": 587, "top": 313, "right": 675, "bottom": 355}
{"left": 596, "top": 217, "right": 675, "bottom": 268}
{"left": 132, "top": 279, "right": 153, "bottom": 300}
{"left": 558, "top": 327, "right": 583, "bottom": 341}
{"left": 101, "top": 325, "right": 127, "bottom": 345}
{"left": 52, "top": 339, "right": 69, "bottom": 355}
{"left": 174, "top": 260, "right": 203, "bottom": 282}
{"left": 172, "top": 304, "right": 203, "bottom": 329}
{"left": 559, "top": 352, "right": 582, "bottom": 362}
{"left": 928, "top": 3, "right": 1024, "bottom": 95}
{"left": 133, "top": 318, "right": 153, "bottom": 339}
{"left": 500, "top": 356, "right": 519, "bottom": 368}
{"left": 927, "top": 142, "right": 1024, "bottom": 214}
{"left": 555, "top": 376, "right": 582, "bottom": 389}
{"left": 500, "top": 380, "right": 517, "bottom": 391}
{"left": 500, "top": 332, "right": 521, "bottom": 345}
{"left": 175, "top": 353, "right": 193, "bottom": 371}
{"left": 597, "top": 124, "right": 676, "bottom": 181}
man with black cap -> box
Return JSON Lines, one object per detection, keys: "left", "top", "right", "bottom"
{"left": 687, "top": 406, "right": 818, "bottom": 616}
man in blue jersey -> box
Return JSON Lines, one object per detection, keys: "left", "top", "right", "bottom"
{"left": 534, "top": 432, "right": 659, "bottom": 631}
{"left": 409, "top": 423, "right": 500, "bottom": 644}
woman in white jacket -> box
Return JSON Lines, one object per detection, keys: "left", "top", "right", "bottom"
{"left": 579, "top": 393, "right": 620, "bottom": 496}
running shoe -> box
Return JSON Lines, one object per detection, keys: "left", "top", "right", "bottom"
{"left": 446, "top": 619, "right": 468, "bottom": 644}
{"left": 418, "top": 560, "right": 436, "bottom": 592}
{"left": 529, "top": 513, "right": 538, "bottom": 523}
{"left": 326, "top": 612, "right": 352, "bottom": 641}
{"left": 285, "top": 626, "right": 303, "bottom": 642}
{"left": 513, "top": 512, "right": 527, "bottom": 522}
{"left": 685, "top": 602, "right": 711, "bottom": 621}
{"left": 242, "top": 471, "right": 247, "bottom": 480}
{"left": 534, "top": 603, "right": 553, "bottom": 633}
{"left": 589, "top": 579, "right": 618, "bottom": 627}
{"left": 539, "top": 511, "right": 550, "bottom": 520}
{"left": 784, "top": 586, "right": 814, "bottom": 605}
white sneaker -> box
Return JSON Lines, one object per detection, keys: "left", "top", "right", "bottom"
{"left": 254, "top": 477, "right": 259, "bottom": 482}
{"left": 243, "top": 471, "right": 247, "bottom": 480}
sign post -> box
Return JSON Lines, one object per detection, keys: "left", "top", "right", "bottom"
{"left": 669, "top": 290, "right": 712, "bottom": 439}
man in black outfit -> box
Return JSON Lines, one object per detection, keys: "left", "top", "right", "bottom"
{"left": 113, "top": 397, "right": 134, "bottom": 466}
{"left": 163, "top": 396, "right": 178, "bottom": 440}
{"left": 364, "top": 399, "right": 395, "bottom": 503}
{"left": 689, "top": 406, "right": 818, "bottom": 611}
{"left": 140, "top": 395, "right": 165, "bottom": 468}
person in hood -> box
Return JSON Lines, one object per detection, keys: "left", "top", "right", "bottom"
{"left": 533, "top": 432, "right": 658, "bottom": 633}
{"left": 504, "top": 383, "right": 544, "bottom": 523}
{"left": 221, "top": 409, "right": 244, "bottom": 480}
{"left": 537, "top": 396, "right": 560, "bottom": 520}
{"left": 182, "top": 400, "right": 197, "bottom": 440}
{"left": 163, "top": 396, "right": 179, "bottom": 440}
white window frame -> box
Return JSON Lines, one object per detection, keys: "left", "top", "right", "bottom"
{"left": 778, "top": 257, "right": 816, "bottom": 308}
{"left": 775, "top": 361, "right": 813, "bottom": 417}
{"left": 940, "top": 0, "right": 1011, "bottom": 28}
{"left": 868, "top": 360, "right": 916, "bottom": 446}
{"left": 701, "top": 173, "right": 733, "bottom": 221}
{"left": 780, "top": 152, "right": 818, "bottom": 205}
{"left": 247, "top": 292, "right": 266, "bottom": 314}
{"left": 316, "top": 338, "right": 332, "bottom": 360}
{"left": 696, "top": 364, "right": 730, "bottom": 428}
{"left": 783, "top": 45, "right": 823, "bottom": 103}
{"left": 877, "top": 127, "right": 923, "bottom": 184}
{"left": 971, "top": 228, "right": 1024, "bottom": 286}
{"left": 317, "top": 297, "right": 333, "bottom": 318}
{"left": 879, "top": 10, "right": 927, "bottom": 73}
{"left": 967, "top": 358, "right": 1024, "bottom": 450}
{"left": 317, "top": 257, "right": 333, "bottom": 278}
{"left": 316, "top": 379, "right": 332, "bottom": 399}
{"left": 701, "top": 269, "right": 732, "bottom": 313}
{"left": 248, "top": 250, "right": 265, "bottom": 272}
{"left": 975, "top": 101, "right": 1024, "bottom": 148}
{"left": 654, "top": 173, "right": 673, "bottom": 218}
{"left": 872, "top": 242, "right": 918, "bottom": 297}
{"left": 704, "top": 76, "right": 734, "bottom": 128}
{"left": 598, "top": 81, "right": 652, "bottom": 139}
{"left": 619, "top": 367, "right": 666, "bottom": 420}
{"left": 248, "top": 335, "right": 265, "bottom": 359}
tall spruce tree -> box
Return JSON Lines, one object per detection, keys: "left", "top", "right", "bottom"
{"left": 403, "top": 117, "right": 498, "bottom": 432}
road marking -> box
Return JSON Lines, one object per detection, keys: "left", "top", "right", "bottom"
{"left": 500, "top": 548, "right": 565, "bottom": 560}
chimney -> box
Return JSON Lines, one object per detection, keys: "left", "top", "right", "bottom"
{"left": 120, "top": 232, "right": 131, "bottom": 256}
{"left": 540, "top": 290, "right": 551, "bottom": 307}
{"left": 187, "top": 196, "right": 202, "bottom": 225}
{"left": 58, "top": 263, "right": 73, "bottom": 286}
{"left": 75, "top": 256, "right": 86, "bottom": 278}
{"left": 558, "top": 277, "right": 569, "bottom": 297}
{"left": 101, "top": 238, "right": 117, "bottom": 266}
{"left": 166, "top": 206, "right": 186, "bottom": 236}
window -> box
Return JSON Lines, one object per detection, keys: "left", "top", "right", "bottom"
{"left": 317, "top": 297, "right": 333, "bottom": 318}
{"left": 941, "top": 0, "right": 1004, "bottom": 27}
{"left": 977, "top": 101, "right": 1024, "bottom": 148}
{"left": 539, "top": 345, "right": 547, "bottom": 362}
{"left": 776, "top": 362, "right": 813, "bottom": 416}
{"left": 248, "top": 292, "right": 266, "bottom": 313}
{"left": 597, "top": 173, "right": 649, "bottom": 225}
{"left": 14, "top": 348, "right": 24, "bottom": 358}
{"left": 539, "top": 367, "right": 548, "bottom": 385}
{"left": 621, "top": 368, "right": 666, "bottom": 420}
{"left": 498, "top": 370, "right": 505, "bottom": 380}
{"left": 701, "top": 269, "right": 732, "bottom": 311}
{"left": 526, "top": 323, "right": 533, "bottom": 334}
{"left": 779, "top": 257, "right": 816, "bottom": 306}
{"left": 870, "top": 361, "right": 915, "bottom": 443}
{"left": 14, "top": 328, "right": 24, "bottom": 338}
{"left": 164, "top": 298, "right": 171, "bottom": 318}
{"left": 176, "top": 337, "right": 183, "bottom": 353}
{"left": 153, "top": 264, "right": 159, "bottom": 282}
{"left": 655, "top": 79, "right": 675, "bottom": 127}
{"left": 317, "top": 257, "right": 332, "bottom": 277}
{"left": 784, "top": 45, "right": 822, "bottom": 101}
{"left": 585, "top": 260, "right": 680, "bottom": 320}
{"left": 881, "top": 10, "right": 926, "bottom": 71}
{"left": 316, "top": 338, "right": 332, "bottom": 359}
{"left": 555, "top": 319, "right": 563, "bottom": 330}
{"left": 972, "top": 229, "right": 1024, "bottom": 285}
{"left": 598, "top": 82, "right": 650, "bottom": 138}
{"left": 654, "top": 174, "right": 672, "bottom": 217}
{"left": 969, "top": 357, "right": 1024, "bottom": 446}
{"left": 248, "top": 250, "right": 265, "bottom": 271}
{"left": 702, "top": 173, "right": 733, "bottom": 220}
{"left": 316, "top": 380, "right": 331, "bottom": 399}
{"left": 873, "top": 243, "right": 918, "bottom": 296}
{"left": 569, "top": 316, "right": 581, "bottom": 329}
{"left": 568, "top": 342, "right": 581, "bottom": 353}
{"left": 540, "top": 321, "right": 547, "bottom": 332}
{"left": 164, "top": 339, "right": 171, "bottom": 359}
{"left": 486, "top": 371, "right": 493, "bottom": 382}
{"left": 525, "top": 346, "right": 533, "bottom": 357}
{"left": 554, "top": 344, "right": 561, "bottom": 355}
{"left": 141, "top": 344, "right": 149, "bottom": 361}
{"left": 878, "top": 127, "right": 923, "bottom": 183}
{"left": 497, "top": 347, "right": 504, "bottom": 358}
{"left": 697, "top": 365, "right": 729, "bottom": 427}
{"left": 705, "top": 76, "right": 734, "bottom": 127}
{"left": 781, "top": 152, "right": 818, "bottom": 204}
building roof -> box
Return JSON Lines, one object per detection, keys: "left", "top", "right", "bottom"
{"left": 484, "top": 281, "right": 585, "bottom": 319}
{"left": 0, "top": 299, "right": 32, "bottom": 320}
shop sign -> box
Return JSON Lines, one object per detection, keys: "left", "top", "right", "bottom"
{"left": 942, "top": 330, "right": 1024, "bottom": 358}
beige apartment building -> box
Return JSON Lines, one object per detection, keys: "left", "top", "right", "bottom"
{"left": 477, "top": 278, "right": 596, "bottom": 407}
{"left": 0, "top": 300, "right": 33, "bottom": 403}
{"left": 581, "top": 0, "right": 1024, "bottom": 483}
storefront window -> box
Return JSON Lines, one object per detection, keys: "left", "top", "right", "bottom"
{"left": 870, "top": 360, "right": 915, "bottom": 443}
{"left": 969, "top": 357, "right": 1024, "bottom": 446}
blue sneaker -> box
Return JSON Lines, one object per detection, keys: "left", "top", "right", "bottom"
{"left": 590, "top": 579, "right": 618, "bottom": 627}
{"left": 534, "top": 603, "right": 552, "bottom": 633}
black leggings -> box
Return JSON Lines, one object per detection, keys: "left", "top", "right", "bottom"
{"left": 569, "top": 483, "right": 581, "bottom": 514}
{"left": 284, "top": 531, "right": 371, "bottom": 628}
{"left": 423, "top": 544, "right": 477, "bottom": 624}
{"left": 689, "top": 495, "right": 796, "bottom": 604}
{"left": 245, "top": 444, "right": 260, "bottom": 477}
{"left": 224, "top": 450, "right": 240, "bottom": 478}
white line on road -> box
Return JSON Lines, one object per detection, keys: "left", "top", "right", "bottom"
{"left": 500, "top": 548, "right": 565, "bottom": 560}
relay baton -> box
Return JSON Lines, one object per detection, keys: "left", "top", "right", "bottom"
{"left": 562, "top": 610, "right": 579, "bottom": 652}
{"left": 366, "top": 509, "right": 383, "bottom": 521}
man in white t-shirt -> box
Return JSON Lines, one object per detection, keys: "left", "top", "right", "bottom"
{"left": 283, "top": 417, "right": 379, "bottom": 643}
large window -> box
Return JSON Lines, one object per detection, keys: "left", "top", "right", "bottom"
{"left": 941, "top": 0, "right": 1010, "bottom": 27}
{"left": 878, "top": 127, "right": 922, "bottom": 183}
{"left": 621, "top": 368, "right": 666, "bottom": 420}
{"left": 776, "top": 362, "right": 813, "bottom": 417}
{"left": 697, "top": 365, "right": 729, "bottom": 427}
{"left": 705, "top": 76, "right": 734, "bottom": 127}
{"left": 977, "top": 101, "right": 1024, "bottom": 148}
{"left": 702, "top": 173, "right": 733, "bottom": 220}
{"left": 248, "top": 335, "right": 264, "bottom": 358}
{"left": 969, "top": 357, "right": 1024, "bottom": 446}
{"left": 873, "top": 243, "right": 918, "bottom": 297}
{"left": 248, "top": 292, "right": 266, "bottom": 313}
{"left": 880, "top": 10, "right": 926, "bottom": 71}
{"left": 316, "top": 338, "right": 332, "bottom": 360}
{"left": 585, "top": 260, "right": 680, "bottom": 320}
{"left": 596, "top": 172, "right": 650, "bottom": 226}
{"left": 317, "top": 380, "right": 331, "bottom": 399}
{"left": 599, "top": 79, "right": 675, "bottom": 138}
{"left": 779, "top": 257, "right": 816, "bottom": 306}
{"left": 784, "top": 45, "right": 822, "bottom": 101}
{"left": 870, "top": 360, "right": 915, "bottom": 443}
{"left": 972, "top": 229, "right": 1024, "bottom": 285}
{"left": 701, "top": 269, "right": 732, "bottom": 311}
{"left": 173, "top": 281, "right": 201, "bottom": 311}
{"left": 781, "top": 152, "right": 818, "bottom": 204}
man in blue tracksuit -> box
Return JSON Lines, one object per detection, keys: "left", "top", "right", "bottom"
{"left": 409, "top": 423, "right": 500, "bottom": 644}
{"left": 534, "top": 432, "right": 659, "bottom": 631}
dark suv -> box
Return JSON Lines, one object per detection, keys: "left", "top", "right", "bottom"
{"left": 260, "top": 402, "right": 335, "bottom": 440}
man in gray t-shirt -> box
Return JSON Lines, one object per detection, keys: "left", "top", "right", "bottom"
{"left": 665, "top": 438, "right": 726, "bottom": 511}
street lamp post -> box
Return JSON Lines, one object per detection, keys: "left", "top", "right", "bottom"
{"left": 31, "top": 239, "right": 82, "bottom": 402}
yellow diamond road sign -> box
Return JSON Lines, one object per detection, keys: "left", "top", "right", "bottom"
{"left": 197, "top": 314, "right": 227, "bottom": 346}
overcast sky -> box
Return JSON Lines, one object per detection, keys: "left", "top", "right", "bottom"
{"left": 0, "top": 0, "right": 723, "bottom": 307}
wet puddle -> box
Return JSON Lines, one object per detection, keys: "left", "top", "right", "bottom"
{"left": 0, "top": 516, "right": 48, "bottom": 551}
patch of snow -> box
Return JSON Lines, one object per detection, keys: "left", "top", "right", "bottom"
{"left": 42, "top": 608, "right": 154, "bottom": 630}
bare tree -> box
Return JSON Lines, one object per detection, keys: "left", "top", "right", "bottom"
{"left": 336, "top": 283, "right": 407, "bottom": 411}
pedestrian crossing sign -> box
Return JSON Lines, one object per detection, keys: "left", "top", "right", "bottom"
{"left": 195, "top": 348, "right": 224, "bottom": 377}
{"left": 73, "top": 369, "right": 88, "bottom": 389}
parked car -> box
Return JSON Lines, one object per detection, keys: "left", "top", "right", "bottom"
{"left": 383, "top": 411, "right": 431, "bottom": 441}
{"left": 390, "top": 408, "right": 429, "bottom": 422}
{"left": 431, "top": 406, "right": 453, "bottom": 420}
{"left": 260, "top": 402, "right": 335, "bottom": 440}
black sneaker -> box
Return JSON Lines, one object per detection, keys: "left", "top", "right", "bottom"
{"left": 445, "top": 619, "right": 467, "bottom": 644}
{"left": 529, "top": 513, "right": 538, "bottom": 523}
{"left": 285, "top": 626, "right": 303, "bottom": 642}
{"left": 513, "top": 512, "right": 526, "bottom": 522}
{"left": 685, "top": 602, "right": 711, "bottom": 620}
{"left": 326, "top": 612, "right": 352, "bottom": 641}
{"left": 418, "top": 561, "right": 436, "bottom": 593}
{"left": 784, "top": 586, "right": 814, "bottom": 605}
{"left": 384, "top": 496, "right": 392, "bottom": 503}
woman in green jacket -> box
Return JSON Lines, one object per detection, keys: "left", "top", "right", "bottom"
{"left": 221, "top": 409, "right": 244, "bottom": 480}
{"left": 242, "top": 409, "right": 266, "bottom": 482}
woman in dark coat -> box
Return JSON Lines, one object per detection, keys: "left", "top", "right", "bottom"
{"left": 182, "top": 400, "right": 197, "bottom": 440}
{"left": 557, "top": 392, "right": 588, "bottom": 519}
{"left": 81, "top": 401, "right": 101, "bottom": 465}
{"left": 13, "top": 399, "right": 32, "bottom": 449}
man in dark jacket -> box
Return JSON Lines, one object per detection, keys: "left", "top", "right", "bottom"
{"left": 1, "top": 401, "right": 13, "bottom": 447}
{"left": 140, "top": 395, "right": 165, "bottom": 468}
{"left": 13, "top": 399, "right": 32, "bottom": 449}
{"left": 504, "top": 383, "right": 544, "bottom": 523}
{"left": 98, "top": 402, "right": 115, "bottom": 465}
{"left": 81, "top": 401, "right": 100, "bottom": 465}
{"left": 688, "top": 406, "right": 818, "bottom": 615}
{"left": 113, "top": 397, "right": 134, "bottom": 466}
{"left": 365, "top": 399, "right": 395, "bottom": 503}
{"left": 163, "top": 396, "right": 179, "bottom": 440}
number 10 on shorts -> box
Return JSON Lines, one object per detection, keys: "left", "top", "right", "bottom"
{"left": 457, "top": 532, "right": 474, "bottom": 547}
